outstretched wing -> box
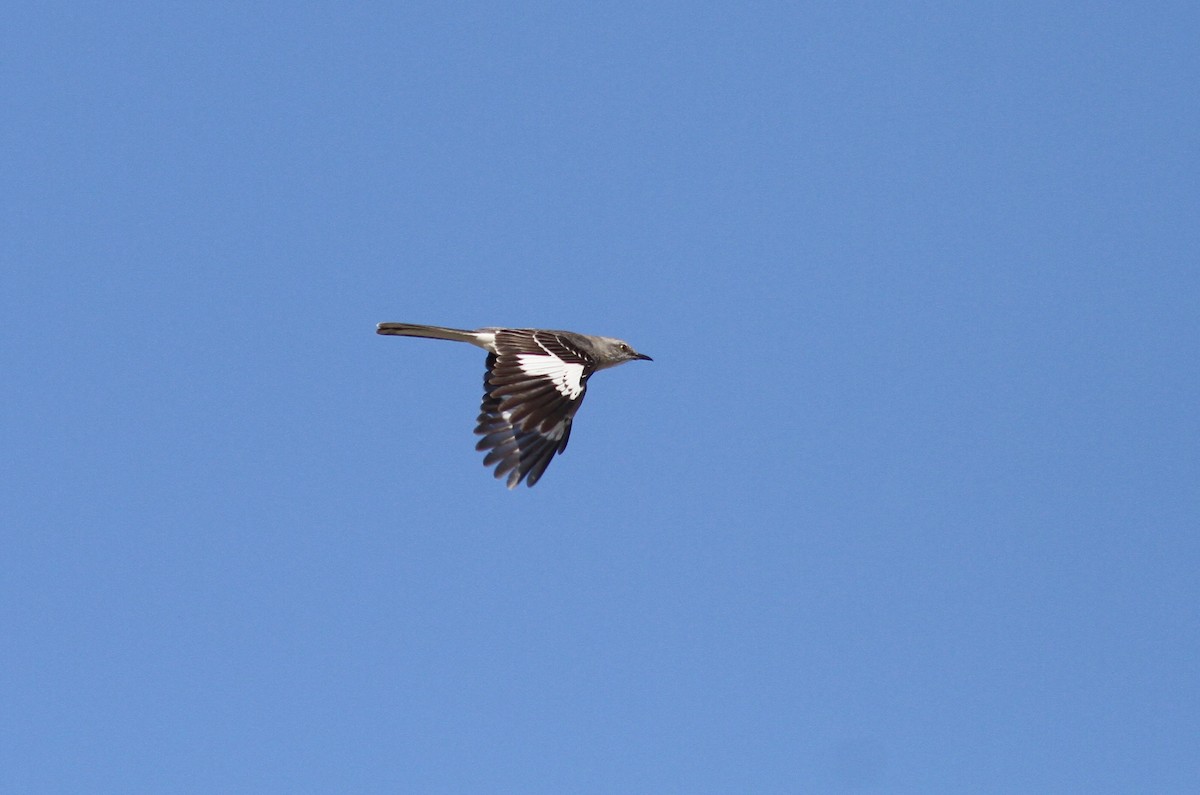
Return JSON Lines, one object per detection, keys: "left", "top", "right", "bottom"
{"left": 473, "top": 330, "right": 593, "bottom": 488}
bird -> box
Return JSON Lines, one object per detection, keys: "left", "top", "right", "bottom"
{"left": 376, "top": 322, "right": 651, "bottom": 488}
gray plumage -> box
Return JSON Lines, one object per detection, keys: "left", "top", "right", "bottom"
{"left": 377, "top": 322, "right": 651, "bottom": 488}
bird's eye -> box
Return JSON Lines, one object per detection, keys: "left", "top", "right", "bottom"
{"left": 620, "top": 343, "right": 630, "bottom": 352}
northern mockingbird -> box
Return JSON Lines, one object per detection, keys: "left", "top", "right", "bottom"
{"left": 377, "top": 322, "right": 651, "bottom": 488}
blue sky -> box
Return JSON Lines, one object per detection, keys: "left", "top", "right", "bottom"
{"left": 3, "top": 2, "right": 1198, "bottom": 791}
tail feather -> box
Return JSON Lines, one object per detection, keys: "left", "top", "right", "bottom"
{"left": 376, "top": 322, "right": 481, "bottom": 345}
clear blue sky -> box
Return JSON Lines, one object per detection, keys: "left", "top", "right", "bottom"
{"left": 4, "top": 2, "right": 1198, "bottom": 792}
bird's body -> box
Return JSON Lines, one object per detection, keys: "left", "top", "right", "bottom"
{"left": 377, "top": 322, "right": 650, "bottom": 488}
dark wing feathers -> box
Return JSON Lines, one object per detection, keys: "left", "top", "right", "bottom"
{"left": 472, "top": 332, "right": 594, "bottom": 488}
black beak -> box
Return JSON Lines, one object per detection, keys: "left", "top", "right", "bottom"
{"left": 635, "top": 352, "right": 653, "bottom": 361}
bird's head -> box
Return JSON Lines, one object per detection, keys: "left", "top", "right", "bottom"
{"left": 596, "top": 337, "right": 653, "bottom": 369}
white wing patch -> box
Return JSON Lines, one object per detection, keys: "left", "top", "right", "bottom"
{"left": 516, "top": 353, "right": 586, "bottom": 399}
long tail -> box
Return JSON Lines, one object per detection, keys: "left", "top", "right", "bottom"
{"left": 376, "top": 322, "right": 485, "bottom": 346}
